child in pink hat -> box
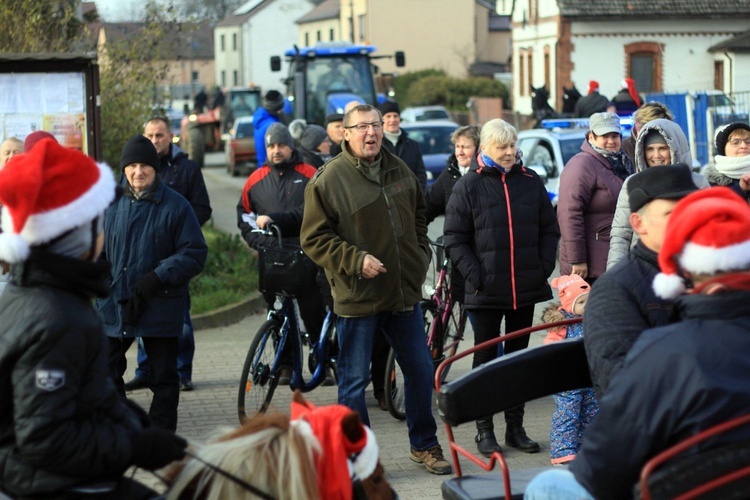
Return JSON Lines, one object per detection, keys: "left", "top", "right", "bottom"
{"left": 542, "top": 274, "right": 598, "bottom": 465}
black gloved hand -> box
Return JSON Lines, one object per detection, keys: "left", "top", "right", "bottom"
{"left": 134, "top": 271, "right": 161, "bottom": 299}
{"left": 132, "top": 428, "right": 188, "bottom": 470}
{"left": 121, "top": 296, "right": 147, "bottom": 325}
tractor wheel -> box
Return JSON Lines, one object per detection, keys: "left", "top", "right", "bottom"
{"left": 187, "top": 127, "right": 205, "bottom": 168}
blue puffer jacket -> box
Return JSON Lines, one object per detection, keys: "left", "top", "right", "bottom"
{"left": 252, "top": 107, "right": 281, "bottom": 166}
{"left": 96, "top": 178, "right": 207, "bottom": 338}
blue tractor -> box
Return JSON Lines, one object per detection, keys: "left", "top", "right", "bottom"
{"left": 270, "top": 42, "right": 405, "bottom": 126}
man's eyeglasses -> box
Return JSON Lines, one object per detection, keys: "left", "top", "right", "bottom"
{"left": 728, "top": 138, "right": 750, "bottom": 147}
{"left": 345, "top": 121, "right": 383, "bottom": 133}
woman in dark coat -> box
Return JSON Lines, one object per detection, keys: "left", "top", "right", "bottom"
{"left": 444, "top": 119, "right": 559, "bottom": 457}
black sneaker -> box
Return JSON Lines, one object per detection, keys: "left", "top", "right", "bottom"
{"left": 124, "top": 376, "right": 148, "bottom": 391}
{"left": 180, "top": 380, "right": 194, "bottom": 391}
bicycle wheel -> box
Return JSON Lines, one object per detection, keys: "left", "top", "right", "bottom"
{"left": 238, "top": 318, "right": 283, "bottom": 423}
{"left": 439, "top": 301, "right": 467, "bottom": 382}
{"left": 383, "top": 347, "right": 406, "bottom": 420}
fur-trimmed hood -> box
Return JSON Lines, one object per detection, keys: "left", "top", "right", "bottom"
{"left": 702, "top": 164, "right": 736, "bottom": 186}
{"left": 633, "top": 119, "right": 692, "bottom": 173}
{"left": 542, "top": 302, "right": 566, "bottom": 324}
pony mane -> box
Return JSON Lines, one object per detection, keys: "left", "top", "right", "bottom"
{"left": 166, "top": 413, "right": 321, "bottom": 500}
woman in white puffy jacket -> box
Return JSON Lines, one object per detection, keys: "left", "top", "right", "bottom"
{"left": 606, "top": 119, "right": 709, "bottom": 269}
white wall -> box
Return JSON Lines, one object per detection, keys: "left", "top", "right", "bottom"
{"left": 513, "top": 16, "right": 559, "bottom": 114}
{"left": 243, "top": 0, "right": 314, "bottom": 93}
{"left": 215, "top": 26, "right": 243, "bottom": 88}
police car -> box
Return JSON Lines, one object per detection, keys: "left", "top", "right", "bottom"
{"left": 517, "top": 117, "right": 633, "bottom": 206}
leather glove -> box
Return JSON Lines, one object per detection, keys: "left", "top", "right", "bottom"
{"left": 134, "top": 271, "right": 161, "bottom": 299}
{"left": 132, "top": 428, "right": 188, "bottom": 470}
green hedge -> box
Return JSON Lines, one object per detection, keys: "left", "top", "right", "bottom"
{"left": 190, "top": 227, "right": 257, "bottom": 315}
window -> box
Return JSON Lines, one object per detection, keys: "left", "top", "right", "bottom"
{"left": 519, "top": 50, "right": 526, "bottom": 96}
{"left": 305, "top": 32, "right": 309, "bottom": 46}
{"left": 232, "top": 33, "right": 237, "bottom": 51}
{"left": 192, "top": 71, "right": 199, "bottom": 83}
{"left": 527, "top": 51, "right": 534, "bottom": 94}
{"left": 317, "top": 30, "right": 321, "bottom": 42}
{"left": 714, "top": 61, "right": 724, "bottom": 91}
{"left": 358, "top": 14, "right": 366, "bottom": 41}
{"left": 221, "top": 70, "right": 226, "bottom": 87}
{"left": 543, "top": 46, "right": 550, "bottom": 91}
{"left": 220, "top": 34, "right": 225, "bottom": 52}
{"left": 233, "top": 70, "right": 238, "bottom": 86}
{"left": 625, "top": 42, "right": 663, "bottom": 93}
{"left": 330, "top": 29, "right": 334, "bottom": 41}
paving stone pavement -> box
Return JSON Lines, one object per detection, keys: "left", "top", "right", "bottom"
{"left": 124, "top": 307, "right": 556, "bottom": 499}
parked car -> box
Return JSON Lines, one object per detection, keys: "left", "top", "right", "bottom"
{"left": 517, "top": 117, "right": 632, "bottom": 206}
{"left": 401, "top": 120, "right": 460, "bottom": 188}
{"left": 225, "top": 116, "right": 256, "bottom": 177}
{"left": 400, "top": 106, "right": 452, "bottom": 123}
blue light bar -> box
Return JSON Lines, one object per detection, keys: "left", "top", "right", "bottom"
{"left": 284, "top": 43, "right": 376, "bottom": 58}
{"left": 540, "top": 117, "right": 634, "bottom": 131}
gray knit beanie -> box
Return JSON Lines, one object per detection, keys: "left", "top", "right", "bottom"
{"left": 300, "top": 125, "right": 329, "bottom": 151}
{"left": 265, "top": 123, "right": 294, "bottom": 149}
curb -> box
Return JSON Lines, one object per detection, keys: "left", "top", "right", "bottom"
{"left": 192, "top": 291, "right": 267, "bottom": 331}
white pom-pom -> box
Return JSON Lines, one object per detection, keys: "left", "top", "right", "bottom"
{"left": 0, "top": 232, "right": 30, "bottom": 264}
{"left": 351, "top": 426, "right": 379, "bottom": 480}
{"left": 653, "top": 273, "right": 686, "bottom": 300}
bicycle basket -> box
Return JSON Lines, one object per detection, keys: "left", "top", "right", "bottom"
{"left": 257, "top": 244, "right": 311, "bottom": 296}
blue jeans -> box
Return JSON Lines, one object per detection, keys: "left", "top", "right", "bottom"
{"left": 336, "top": 304, "right": 439, "bottom": 451}
{"left": 524, "top": 469, "right": 594, "bottom": 500}
{"left": 136, "top": 295, "right": 195, "bottom": 383}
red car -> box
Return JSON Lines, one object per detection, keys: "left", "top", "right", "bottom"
{"left": 225, "top": 116, "right": 256, "bottom": 177}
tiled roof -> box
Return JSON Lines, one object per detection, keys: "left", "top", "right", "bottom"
{"left": 709, "top": 30, "right": 750, "bottom": 53}
{"left": 297, "top": 0, "right": 338, "bottom": 24}
{"left": 100, "top": 21, "right": 214, "bottom": 59}
{"left": 558, "top": 0, "right": 750, "bottom": 18}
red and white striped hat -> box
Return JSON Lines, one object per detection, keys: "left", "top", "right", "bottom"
{"left": 0, "top": 139, "right": 116, "bottom": 263}
{"left": 653, "top": 186, "right": 750, "bottom": 299}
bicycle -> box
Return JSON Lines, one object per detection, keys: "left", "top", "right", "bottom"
{"left": 384, "top": 238, "right": 467, "bottom": 420}
{"left": 237, "top": 224, "right": 338, "bottom": 423}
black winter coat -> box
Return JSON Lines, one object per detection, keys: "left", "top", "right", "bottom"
{"left": 0, "top": 251, "right": 144, "bottom": 497}
{"left": 382, "top": 130, "right": 427, "bottom": 192}
{"left": 570, "top": 289, "right": 750, "bottom": 498}
{"left": 425, "top": 154, "right": 462, "bottom": 224}
{"left": 583, "top": 241, "right": 674, "bottom": 396}
{"left": 443, "top": 158, "right": 559, "bottom": 310}
{"left": 158, "top": 145, "right": 212, "bottom": 226}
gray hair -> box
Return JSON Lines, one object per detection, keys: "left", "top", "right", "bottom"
{"left": 343, "top": 104, "right": 382, "bottom": 128}
{"left": 451, "top": 124, "right": 481, "bottom": 148}
{"left": 480, "top": 119, "right": 517, "bottom": 147}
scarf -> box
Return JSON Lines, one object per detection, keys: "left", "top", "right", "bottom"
{"left": 383, "top": 129, "right": 401, "bottom": 148}
{"left": 589, "top": 142, "right": 633, "bottom": 180}
{"left": 479, "top": 149, "right": 524, "bottom": 172}
{"left": 713, "top": 154, "right": 750, "bottom": 180}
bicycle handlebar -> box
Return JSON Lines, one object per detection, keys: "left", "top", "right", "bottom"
{"left": 251, "top": 222, "right": 284, "bottom": 247}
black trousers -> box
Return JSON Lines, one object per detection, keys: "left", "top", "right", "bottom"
{"left": 109, "top": 336, "right": 179, "bottom": 432}
{"left": 470, "top": 305, "right": 536, "bottom": 368}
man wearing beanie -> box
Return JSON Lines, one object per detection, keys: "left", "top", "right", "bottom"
{"left": 573, "top": 80, "right": 609, "bottom": 118}
{"left": 124, "top": 117, "right": 213, "bottom": 394}
{"left": 99, "top": 134, "right": 207, "bottom": 432}
{"left": 299, "top": 123, "right": 332, "bottom": 168}
{"left": 378, "top": 100, "right": 427, "bottom": 192}
{"left": 253, "top": 89, "right": 285, "bottom": 166}
{"left": 608, "top": 119, "right": 708, "bottom": 269}
{"left": 0, "top": 138, "right": 188, "bottom": 498}
{"left": 527, "top": 186, "right": 750, "bottom": 499}
{"left": 236, "top": 123, "right": 328, "bottom": 383}
{"left": 583, "top": 163, "right": 698, "bottom": 397}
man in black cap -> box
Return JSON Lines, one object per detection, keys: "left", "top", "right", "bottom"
{"left": 325, "top": 113, "right": 345, "bottom": 156}
{"left": 253, "top": 90, "right": 285, "bottom": 166}
{"left": 583, "top": 163, "right": 698, "bottom": 396}
{"left": 378, "top": 100, "right": 427, "bottom": 192}
{"left": 99, "top": 135, "right": 207, "bottom": 431}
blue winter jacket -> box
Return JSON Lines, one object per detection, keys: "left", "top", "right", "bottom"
{"left": 252, "top": 107, "right": 281, "bottom": 166}
{"left": 96, "top": 178, "right": 207, "bottom": 338}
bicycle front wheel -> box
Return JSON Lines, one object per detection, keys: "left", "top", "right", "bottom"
{"left": 439, "top": 301, "right": 467, "bottom": 382}
{"left": 238, "top": 318, "right": 283, "bottom": 423}
{"left": 383, "top": 347, "right": 406, "bottom": 420}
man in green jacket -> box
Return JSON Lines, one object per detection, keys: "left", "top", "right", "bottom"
{"left": 301, "top": 104, "right": 451, "bottom": 475}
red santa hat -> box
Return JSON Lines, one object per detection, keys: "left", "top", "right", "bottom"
{"left": 0, "top": 138, "right": 116, "bottom": 263}
{"left": 653, "top": 186, "right": 750, "bottom": 299}
{"left": 587, "top": 80, "right": 600, "bottom": 95}
{"left": 291, "top": 397, "right": 379, "bottom": 500}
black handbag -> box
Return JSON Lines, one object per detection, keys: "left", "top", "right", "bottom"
{"left": 257, "top": 243, "right": 311, "bottom": 297}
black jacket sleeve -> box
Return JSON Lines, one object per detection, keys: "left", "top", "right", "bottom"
{"left": 186, "top": 165, "right": 212, "bottom": 226}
